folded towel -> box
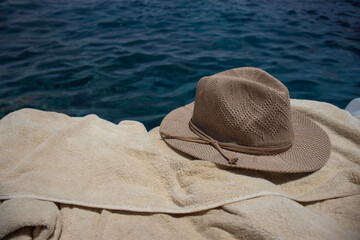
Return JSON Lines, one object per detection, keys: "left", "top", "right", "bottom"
{"left": 0, "top": 198, "right": 61, "bottom": 240}
{"left": 0, "top": 99, "right": 359, "bottom": 239}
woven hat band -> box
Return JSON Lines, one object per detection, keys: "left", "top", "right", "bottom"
{"left": 160, "top": 119, "right": 294, "bottom": 164}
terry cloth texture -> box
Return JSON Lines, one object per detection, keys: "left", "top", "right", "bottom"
{"left": 0, "top": 99, "right": 359, "bottom": 239}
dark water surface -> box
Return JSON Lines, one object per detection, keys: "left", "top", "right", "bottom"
{"left": 1, "top": 0, "right": 359, "bottom": 129}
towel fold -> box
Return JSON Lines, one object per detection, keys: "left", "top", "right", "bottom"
{"left": 0, "top": 198, "right": 61, "bottom": 240}
{"left": 0, "top": 99, "right": 359, "bottom": 239}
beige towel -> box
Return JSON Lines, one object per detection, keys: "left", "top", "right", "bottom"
{"left": 0, "top": 99, "right": 359, "bottom": 239}
{"left": 0, "top": 198, "right": 61, "bottom": 240}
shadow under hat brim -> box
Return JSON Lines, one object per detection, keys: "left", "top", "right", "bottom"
{"left": 160, "top": 102, "right": 331, "bottom": 173}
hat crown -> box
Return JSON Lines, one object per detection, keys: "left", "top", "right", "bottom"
{"left": 192, "top": 67, "right": 294, "bottom": 148}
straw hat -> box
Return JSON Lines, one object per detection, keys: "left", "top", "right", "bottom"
{"left": 160, "top": 67, "right": 330, "bottom": 173}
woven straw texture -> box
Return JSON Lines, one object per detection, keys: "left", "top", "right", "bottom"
{"left": 160, "top": 67, "right": 330, "bottom": 173}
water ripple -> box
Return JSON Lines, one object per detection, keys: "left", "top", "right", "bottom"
{"left": 0, "top": 0, "right": 359, "bottom": 129}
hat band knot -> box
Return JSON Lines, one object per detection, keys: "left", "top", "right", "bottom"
{"left": 160, "top": 120, "right": 293, "bottom": 165}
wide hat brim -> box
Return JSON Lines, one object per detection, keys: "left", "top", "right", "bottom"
{"left": 160, "top": 102, "right": 331, "bottom": 173}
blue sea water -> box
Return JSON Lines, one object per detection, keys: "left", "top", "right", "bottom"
{"left": 0, "top": 0, "right": 359, "bottom": 130}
